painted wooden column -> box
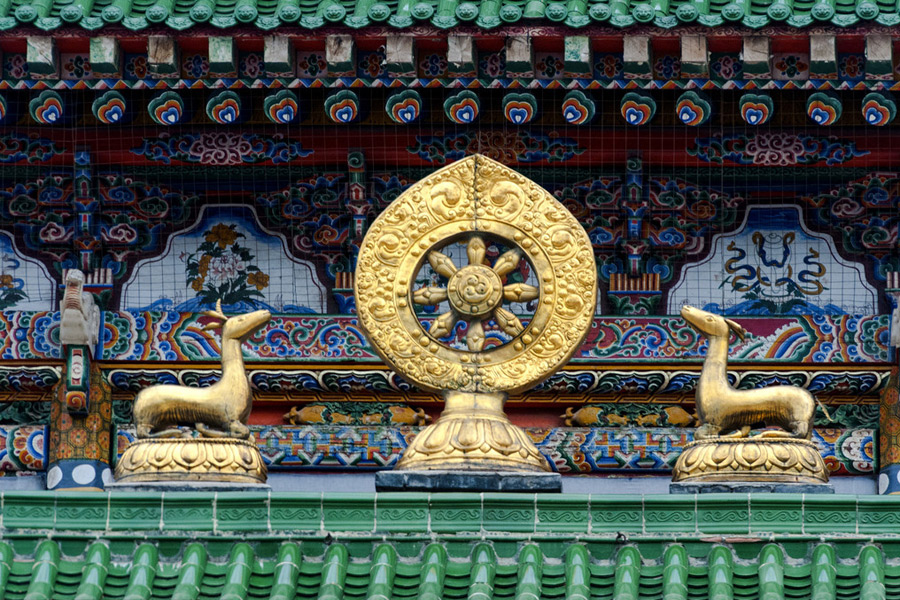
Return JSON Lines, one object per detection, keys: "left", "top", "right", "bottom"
{"left": 48, "top": 268, "right": 112, "bottom": 491}
{"left": 879, "top": 277, "right": 900, "bottom": 493}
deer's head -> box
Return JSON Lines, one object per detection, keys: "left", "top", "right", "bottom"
{"left": 202, "top": 300, "right": 271, "bottom": 342}
{"left": 680, "top": 305, "right": 745, "bottom": 342}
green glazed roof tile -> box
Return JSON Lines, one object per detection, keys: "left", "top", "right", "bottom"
{"left": 0, "top": 537, "right": 899, "bottom": 599}
{"left": 1, "top": 0, "right": 897, "bottom": 28}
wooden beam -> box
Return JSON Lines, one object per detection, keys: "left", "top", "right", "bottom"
{"left": 326, "top": 35, "right": 355, "bottom": 77}
{"left": 89, "top": 37, "right": 120, "bottom": 76}
{"left": 264, "top": 36, "right": 294, "bottom": 76}
{"left": 447, "top": 35, "right": 476, "bottom": 77}
{"left": 148, "top": 36, "right": 179, "bottom": 77}
{"left": 623, "top": 36, "right": 651, "bottom": 78}
{"left": 505, "top": 35, "right": 533, "bottom": 78}
{"left": 809, "top": 35, "right": 837, "bottom": 79}
{"left": 384, "top": 36, "right": 415, "bottom": 77}
{"left": 680, "top": 36, "right": 708, "bottom": 78}
{"left": 208, "top": 37, "right": 236, "bottom": 76}
{"left": 742, "top": 36, "right": 770, "bottom": 79}
{"left": 564, "top": 36, "right": 592, "bottom": 78}
{"left": 866, "top": 34, "right": 893, "bottom": 80}
{"left": 27, "top": 36, "right": 57, "bottom": 77}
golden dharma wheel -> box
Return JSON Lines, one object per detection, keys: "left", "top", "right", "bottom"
{"left": 355, "top": 155, "right": 597, "bottom": 397}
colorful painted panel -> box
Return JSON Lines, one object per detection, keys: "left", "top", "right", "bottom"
{"left": 0, "top": 232, "right": 55, "bottom": 310}
{"left": 668, "top": 206, "right": 876, "bottom": 316}
{"left": 120, "top": 205, "right": 326, "bottom": 313}
{"left": 0, "top": 425, "right": 46, "bottom": 471}
{"left": 102, "top": 367, "right": 888, "bottom": 404}
{"left": 94, "top": 313, "right": 891, "bottom": 363}
{"left": 112, "top": 425, "right": 873, "bottom": 476}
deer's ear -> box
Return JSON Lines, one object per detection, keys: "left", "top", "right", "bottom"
{"left": 724, "top": 319, "right": 746, "bottom": 341}
{"left": 201, "top": 321, "right": 223, "bottom": 332}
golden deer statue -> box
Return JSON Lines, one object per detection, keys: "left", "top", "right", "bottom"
{"left": 680, "top": 305, "right": 815, "bottom": 440}
{"left": 133, "top": 301, "right": 271, "bottom": 439}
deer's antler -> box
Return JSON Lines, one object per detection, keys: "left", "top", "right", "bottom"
{"left": 200, "top": 299, "right": 228, "bottom": 331}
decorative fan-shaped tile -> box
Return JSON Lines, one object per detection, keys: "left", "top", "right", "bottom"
{"left": 675, "top": 91, "right": 711, "bottom": 126}
{"left": 806, "top": 92, "right": 841, "bottom": 126}
{"left": 561, "top": 91, "right": 595, "bottom": 125}
{"left": 443, "top": 90, "right": 480, "bottom": 124}
{"left": 739, "top": 93, "right": 773, "bottom": 125}
{"left": 92, "top": 91, "right": 126, "bottom": 124}
{"left": 502, "top": 92, "right": 537, "bottom": 125}
{"left": 620, "top": 92, "right": 655, "bottom": 126}
{"left": 206, "top": 91, "right": 241, "bottom": 124}
{"left": 325, "top": 90, "right": 359, "bottom": 123}
{"left": 861, "top": 92, "right": 896, "bottom": 127}
{"left": 264, "top": 90, "right": 299, "bottom": 124}
{"left": 148, "top": 91, "right": 184, "bottom": 126}
{"left": 385, "top": 90, "right": 422, "bottom": 124}
{"left": 29, "top": 91, "right": 63, "bottom": 125}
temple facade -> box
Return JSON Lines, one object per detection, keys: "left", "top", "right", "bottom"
{"left": 0, "top": 0, "right": 898, "bottom": 596}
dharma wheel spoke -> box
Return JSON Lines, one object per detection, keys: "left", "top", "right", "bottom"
{"left": 493, "top": 307, "right": 524, "bottom": 337}
{"left": 467, "top": 236, "right": 486, "bottom": 266}
{"left": 492, "top": 249, "right": 522, "bottom": 278}
{"left": 429, "top": 310, "right": 458, "bottom": 339}
{"left": 413, "top": 286, "right": 448, "bottom": 306}
{"left": 503, "top": 283, "right": 539, "bottom": 302}
{"left": 427, "top": 250, "right": 457, "bottom": 279}
{"left": 466, "top": 320, "right": 486, "bottom": 352}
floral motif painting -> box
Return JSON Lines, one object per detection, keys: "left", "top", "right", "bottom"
{"left": 120, "top": 206, "right": 326, "bottom": 313}
{"left": 61, "top": 54, "right": 92, "bottom": 80}
{"left": 773, "top": 54, "right": 810, "bottom": 80}
{"left": 182, "top": 54, "right": 210, "bottom": 79}
{"left": 710, "top": 53, "right": 743, "bottom": 80}
{"left": 653, "top": 55, "right": 680, "bottom": 79}
{"left": 478, "top": 50, "right": 506, "bottom": 78}
{"left": 239, "top": 53, "right": 265, "bottom": 78}
{"left": 296, "top": 52, "right": 328, "bottom": 77}
{"left": 838, "top": 54, "right": 865, "bottom": 82}
{"left": 357, "top": 46, "right": 386, "bottom": 78}
{"left": 534, "top": 52, "right": 565, "bottom": 79}
{"left": 2, "top": 54, "right": 28, "bottom": 79}
{"left": 0, "top": 233, "right": 54, "bottom": 310}
{"left": 418, "top": 52, "right": 448, "bottom": 77}
{"left": 593, "top": 54, "right": 623, "bottom": 79}
{"left": 668, "top": 206, "right": 876, "bottom": 316}
{"left": 123, "top": 54, "right": 148, "bottom": 80}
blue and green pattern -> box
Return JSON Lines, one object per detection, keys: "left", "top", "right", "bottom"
{"left": 29, "top": 91, "right": 63, "bottom": 125}
{"left": 147, "top": 91, "right": 183, "bottom": 125}
{"left": 807, "top": 92, "right": 842, "bottom": 126}
{"left": 739, "top": 93, "right": 774, "bottom": 125}
{"left": 206, "top": 91, "right": 241, "bottom": 124}
{"left": 561, "top": 91, "right": 595, "bottom": 125}
{"left": 675, "top": 91, "right": 711, "bottom": 126}
{"left": 620, "top": 92, "right": 655, "bottom": 126}
{"left": 263, "top": 90, "right": 298, "bottom": 124}
{"left": 385, "top": 90, "right": 422, "bottom": 124}
{"left": 92, "top": 91, "right": 126, "bottom": 124}
{"left": 502, "top": 92, "right": 537, "bottom": 124}
{"left": 444, "top": 90, "right": 480, "bottom": 124}
{"left": 325, "top": 90, "right": 359, "bottom": 123}
{"left": 861, "top": 92, "right": 896, "bottom": 126}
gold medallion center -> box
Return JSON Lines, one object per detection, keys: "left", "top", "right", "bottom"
{"left": 447, "top": 265, "right": 503, "bottom": 318}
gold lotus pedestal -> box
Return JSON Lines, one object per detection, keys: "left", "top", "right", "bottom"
{"left": 671, "top": 437, "right": 833, "bottom": 493}
{"left": 115, "top": 438, "right": 267, "bottom": 486}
